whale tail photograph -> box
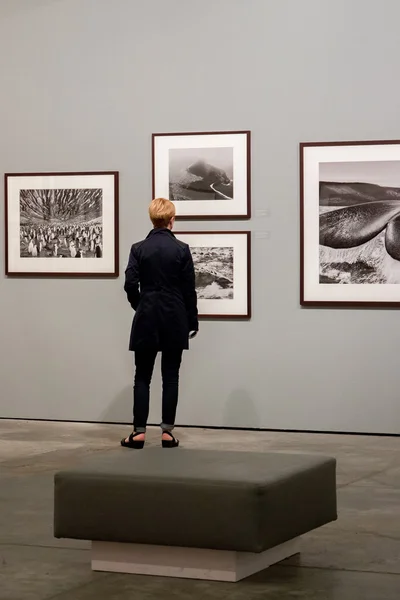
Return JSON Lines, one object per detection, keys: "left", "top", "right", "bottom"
{"left": 319, "top": 160, "right": 400, "bottom": 285}
{"left": 169, "top": 146, "right": 234, "bottom": 202}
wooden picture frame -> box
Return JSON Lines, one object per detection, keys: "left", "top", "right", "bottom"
{"left": 5, "top": 171, "right": 119, "bottom": 277}
{"left": 175, "top": 230, "right": 251, "bottom": 319}
{"left": 152, "top": 131, "right": 251, "bottom": 220}
{"left": 301, "top": 140, "right": 400, "bottom": 306}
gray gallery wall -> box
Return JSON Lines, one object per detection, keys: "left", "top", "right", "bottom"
{"left": 0, "top": 0, "right": 399, "bottom": 434}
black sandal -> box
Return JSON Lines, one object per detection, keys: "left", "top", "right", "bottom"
{"left": 121, "top": 432, "right": 145, "bottom": 449}
{"left": 162, "top": 431, "right": 179, "bottom": 448}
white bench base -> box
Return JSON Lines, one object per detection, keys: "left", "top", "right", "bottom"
{"left": 91, "top": 537, "right": 301, "bottom": 582}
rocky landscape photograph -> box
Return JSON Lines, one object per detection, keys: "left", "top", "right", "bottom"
{"left": 176, "top": 231, "right": 249, "bottom": 317}
{"left": 191, "top": 246, "right": 234, "bottom": 299}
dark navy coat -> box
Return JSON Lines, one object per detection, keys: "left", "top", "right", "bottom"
{"left": 124, "top": 228, "right": 198, "bottom": 351}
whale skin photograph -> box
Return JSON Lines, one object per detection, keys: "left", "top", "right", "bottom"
{"left": 152, "top": 131, "right": 250, "bottom": 219}
{"left": 301, "top": 141, "right": 400, "bottom": 305}
{"left": 319, "top": 160, "right": 400, "bottom": 285}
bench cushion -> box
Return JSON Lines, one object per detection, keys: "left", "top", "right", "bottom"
{"left": 54, "top": 448, "right": 337, "bottom": 553}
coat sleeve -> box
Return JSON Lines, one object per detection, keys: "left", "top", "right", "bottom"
{"left": 124, "top": 245, "right": 140, "bottom": 310}
{"left": 181, "top": 245, "right": 199, "bottom": 332}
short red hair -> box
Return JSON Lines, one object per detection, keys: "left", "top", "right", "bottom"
{"left": 149, "top": 197, "right": 176, "bottom": 228}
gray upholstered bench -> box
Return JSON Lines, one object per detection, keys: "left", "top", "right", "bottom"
{"left": 54, "top": 448, "right": 337, "bottom": 582}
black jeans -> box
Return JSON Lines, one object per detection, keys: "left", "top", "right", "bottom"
{"left": 133, "top": 349, "right": 183, "bottom": 433}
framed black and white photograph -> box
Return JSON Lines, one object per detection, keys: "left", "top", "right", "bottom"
{"left": 301, "top": 140, "right": 400, "bottom": 306}
{"left": 175, "top": 231, "right": 251, "bottom": 318}
{"left": 5, "top": 171, "right": 119, "bottom": 277}
{"left": 153, "top": 131, "right": 251, "bottom": 219}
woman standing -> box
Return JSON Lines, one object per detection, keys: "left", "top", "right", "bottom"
{"left": 122, "top": 198, "right": 198, "bottom": 449}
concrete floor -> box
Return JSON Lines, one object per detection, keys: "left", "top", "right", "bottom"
{"left": 0, "top": 421, "right": 399, "bottom": 600}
